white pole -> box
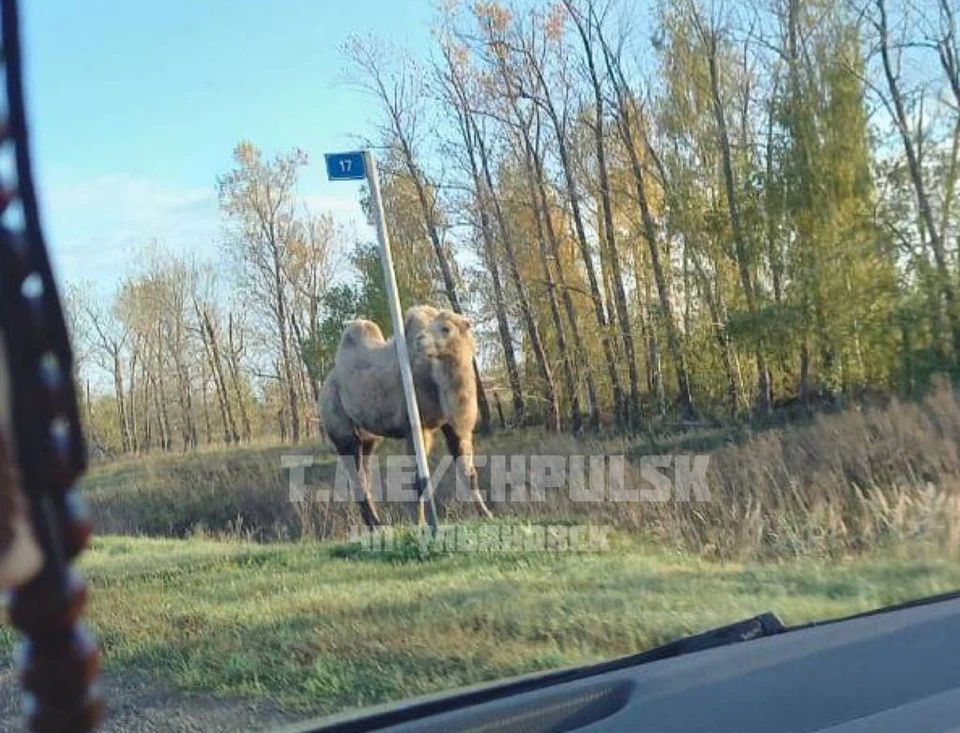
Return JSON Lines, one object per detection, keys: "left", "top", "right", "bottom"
{"left": 363, "top": 150, "right": 438, "bottom": 530}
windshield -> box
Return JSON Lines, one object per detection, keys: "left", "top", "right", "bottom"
{"left": 3, "top": 0, "right": 959, "bottom": 730}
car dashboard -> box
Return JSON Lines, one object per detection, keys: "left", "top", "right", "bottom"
{"left": 277, "top": 591, "right": 960, "bottom": 733}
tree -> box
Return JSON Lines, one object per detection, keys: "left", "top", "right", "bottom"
{"left": 597, "top": 7, "right": 697, "bottom": 418}
{"left": 564, "top": 0, "right": 644, "bottom": 427}
{"left": 70, "top": 282, "right": 133, "bottom": 453}
{"left": 218, "top": 142, "right": 307, "bottom": 443}
{"left": 435, "top": 29, "right": 528, "bottom": 424}
{"left": 301, "top": 284, "right": 360, "bottom": 384}
{"left": 345, "top": 36, "right": 494, "bottom": 431}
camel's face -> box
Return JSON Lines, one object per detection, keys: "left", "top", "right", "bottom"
{"left": 403, "top": 305, "right": 440, "bottom": 358}
{"left": 428, "top": 311, "right": 474, "bottom": 358}
{"left": 414, "top": 328, "right": 435, "bottom": 357}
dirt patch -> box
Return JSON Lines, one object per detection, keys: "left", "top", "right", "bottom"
{"left": 0, "top": 669, "right": 323, "bottom": 733}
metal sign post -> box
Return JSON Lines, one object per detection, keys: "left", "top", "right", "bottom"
{"left": 324, "top": 150, "right": 439, "bottom": 531}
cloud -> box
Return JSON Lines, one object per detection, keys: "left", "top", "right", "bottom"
{"left": 301, "top": 192, "right": 365, "bottom": 221}
{"left": 39, "top": 174, "right": 221, "bottom": 292}
{"left": 35, "top": 174, "right": 367, "bottom": 296}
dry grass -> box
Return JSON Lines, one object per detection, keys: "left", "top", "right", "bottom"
{"left": 676, "top": 382, "right": 960, "bottom": 559}
{"left": 79, "top": 383, "right": 960, "bottom": 560}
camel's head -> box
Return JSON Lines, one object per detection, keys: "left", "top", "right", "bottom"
{"left": 427, "top": 310, "right": 475, "bottom": 360}
{"left": 404, "top": 305, "right": 441, "bottom": 358}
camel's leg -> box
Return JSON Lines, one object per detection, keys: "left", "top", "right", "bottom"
{"left": 359, "top": 437, "right": 382, "bottom": 525}
{"left": 410, "top": 429, "right": 434, "bottom": 526}
{"left": 335, "top": 436, "right": 380, "bottom": 529}
{"left": 441, "top": 423, "right": 493, "bottom": 519}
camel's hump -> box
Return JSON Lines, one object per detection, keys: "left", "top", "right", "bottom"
{"left": 341, "top": 319, "right": 385, "bottom": 348}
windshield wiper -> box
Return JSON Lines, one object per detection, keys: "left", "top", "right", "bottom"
{"left": 279, "top": 614, "right": 788, "bottom": 733}
{"left": 620, "top": 612, "right": 786, "bottom": 665}
{"left": 285, "top": 592, "right": 960, "bottom": 733}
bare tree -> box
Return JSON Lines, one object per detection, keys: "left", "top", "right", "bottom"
{"left": 564, "top": 0, "right": 643, "bottom": 426}
{"left": 287, "top": 211, "right": 337, "bottom": 412}
{"left": 227, "top": 310, "right": 253, "bottom": 442}
{"left": 507, "top": 4, "right": 617, "bottom": 428}
{"left": 688, "top": 0, "right": 772, "bottom": 413}
{"left": 345, "top": 37, "right": 493, "bottom": 431}
{"left": 597, "top": 13, "right": 698, "bottom": 418}
{"left": 436, "top": 34, "right": 528, "bottom": 425}
{"left": 70, "top": 282, "right": 133, "bottom": 453}
{"left": 475, "top": 119, "right": 562, "bottom": 430}
{"left": 218, "top": 142, "right": 306, "bottom": 443}
{"left": 874, "top": 0, "right": 960, "bottom": 359}
{"left": 190, "top": 263, "right": 239, "bottom": 444}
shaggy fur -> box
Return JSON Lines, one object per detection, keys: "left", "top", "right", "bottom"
{"left": 318, "top": 305, "right": 492, "bottom": 527}
{"left": 406, "top": 304, "right": 443, "bottom": 425}
{"left": 0, "top": 332, "right": 43, "bottom": 589}
{"left": 422, "top": 310, "right": 478, "bottom": 435}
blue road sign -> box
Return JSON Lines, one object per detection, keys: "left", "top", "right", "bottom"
{"left": 324, "top": 151, "right": 366, "bottom": 181}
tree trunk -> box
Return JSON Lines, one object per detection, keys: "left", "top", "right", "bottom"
{"left": 612, "top": 97, "right": 696, "bottom": 419}
{"left": 199, "top": 306, "right": 236, "bottom": 444}
{"left": 151, "top": 366, "right": 170, "bottom": 452}
{"left": 289, "top": 311, "right": 318, "bottom": 440}
{"left": 527, "top": 130, "right": 601, "bottom": 430}
{"left": 172, "top": 345, "right": 196, "bottom": 451}
{"left": 530, "top": 47, "right": 623, "bottom": 427}
{"left": 877, "top": 0, "right": 960, "bottom": 360}
{"left": 200, "top": 365, "right": 212, "bottom": 445}
{"left": 228, "top": 313, "right": 253, "bottom": 442}
{"left": 524, "top": 143, "right": 583, "bottom": 433}
{"left": 704, "top": 29, "right": 771, "bottom": 414}
{"left": 129, "top": 347, "right": 140, "bottom": 454}
{"left": 478, "top": 200, "right": 525, "bottom": 423}
{"left": 568, "top": 4, "right": 642, "bottom": 427}
{"left": 112, "top": 346, "right": 130, "bottom": 454}
{"left": 441, "top": 51, "right": 527, "bottom": 424}
{"left": 153, "top": 333, "right": 172, "bottom": 452}
{"left": 396, "top": 132, "right": 493, "bottom": 432}
{"left": 590, "top": 95, "right": 641, "bottom": 428}
{"left": 635, "top": 257, "right": 666, "bottom": 417}
{"left": 475, "top": 128, "right": 560, "bottom": 431}
{"left": 140, "top": 359, "right": 152, "bottom": 454}
{"left": 690, "top": 251, "right": 742, "bottom": 414}
{"left": 271, "top": 245, "right": 300, "bottom": 443}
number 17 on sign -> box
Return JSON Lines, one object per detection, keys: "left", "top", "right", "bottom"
{"left": 324, "top": 152, "right": 366, "bottom": 181}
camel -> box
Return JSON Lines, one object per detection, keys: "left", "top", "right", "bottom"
{"left": 318, "top": 305, "right": 493, "bottom": 528}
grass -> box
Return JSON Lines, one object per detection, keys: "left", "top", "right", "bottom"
{"left": 3, "top": 530, "right": 959, "bottom": 717}
{"left": 43, "top": 386, "right": 960, "bottom": 718}
{"left": 78, "top": 382, "right": 960, "bottom": 561}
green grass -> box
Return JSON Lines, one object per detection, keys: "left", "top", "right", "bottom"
{"left": 4, "top": 529, "right": 959, "bottom": 717}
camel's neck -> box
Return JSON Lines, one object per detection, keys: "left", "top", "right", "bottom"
{"left": 436, "top": 351, "right": 475, "bottom": 397}
{"left": 441, "top": 349, "right": 471, "bottom": 371}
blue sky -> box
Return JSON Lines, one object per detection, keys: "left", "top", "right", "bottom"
{"left": 20, "top": 1, "right": 435, "bottom": 297}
